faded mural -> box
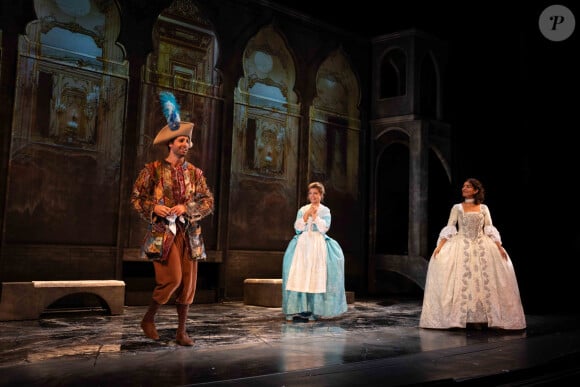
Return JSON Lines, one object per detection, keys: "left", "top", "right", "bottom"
{"left": 6, "top": 0, "right": 127, "bottom": 245}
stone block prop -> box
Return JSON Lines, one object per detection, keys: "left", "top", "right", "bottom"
{"left": 0, "top": 280, "right": 125, "bottom": 321}
{"left": 244, "top": 278, "right": 282, "bottom": 307}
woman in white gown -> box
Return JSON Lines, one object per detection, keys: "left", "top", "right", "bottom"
{"left": 419, "top": 178, "right": 526, "bottom": 330}
{"left": 282, "top": 182, "right": 348, "bottom": 321}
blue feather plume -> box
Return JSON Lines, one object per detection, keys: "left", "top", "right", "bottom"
{"left": 159, "top": 91, "right": 181, "bottom": 131}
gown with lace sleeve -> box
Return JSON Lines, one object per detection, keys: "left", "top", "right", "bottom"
{"left": 419, "top": 203, "right": 526, "bottom": 330}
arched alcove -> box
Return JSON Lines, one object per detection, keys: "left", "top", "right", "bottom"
{"left": 41, "top": 292, "right": 111, "bottom": 316}
{"left": 128, "top": 0, "right": 222, "bottom": 252}
{"left": 6, "top": 0, "right": 127, "bottom": 253}
{"left": 310, "top": 48, "right": 361, "bottom": 253}
{"left": 229, "top": 24, "right": 300, "bottom": 250}
{"left": 379, "top": 48, "right": 406, "bottom": 99}
{"left": 375, "top": 135, "right": 409, "bottom": 255}
{"left": 370, "top": 29, "right": 450, "bottom": 294}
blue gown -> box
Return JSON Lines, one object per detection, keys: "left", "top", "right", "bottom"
{"left": 282, "top": 203, "right": 348, "bottom": 319}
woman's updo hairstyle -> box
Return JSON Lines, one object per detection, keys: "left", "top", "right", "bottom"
{"left": 308, "top": 181, "right": 325, "bottom": 200}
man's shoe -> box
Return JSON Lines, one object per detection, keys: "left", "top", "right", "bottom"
{"left": 141, "top": 320, "right": 160, "bottom": 340}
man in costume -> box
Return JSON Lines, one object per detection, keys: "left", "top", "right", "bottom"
{"left": 131, "top": 91, "right": 214, "bottom": 346}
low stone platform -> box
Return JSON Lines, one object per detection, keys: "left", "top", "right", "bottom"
{"left": 0, "top": 280, "right": 125, "bottom": 321}
{"left": 243, "top": 278, "right": 354, "bottom": 307}
{"left": 244, "top": 278, "right": 282, "bottom": 307}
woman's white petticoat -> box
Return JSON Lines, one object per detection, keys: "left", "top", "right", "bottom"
{"left": 285, "top": 228, "right": 327, "bottom": 293}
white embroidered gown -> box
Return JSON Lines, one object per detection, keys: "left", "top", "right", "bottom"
{"left": 419, "top": 203, "right": 526, "bottom": 330}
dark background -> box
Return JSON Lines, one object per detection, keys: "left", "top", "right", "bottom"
{"left": 276, "top": 0, "right": 580, "bottom": 313}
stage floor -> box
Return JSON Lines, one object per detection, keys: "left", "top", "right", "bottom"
{"left": 1, "top": 297, "right": 580, "bottom": 386}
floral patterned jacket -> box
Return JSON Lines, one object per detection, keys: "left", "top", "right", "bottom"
{"left": 131, "top": 159, "right": 214, "bottom": 261}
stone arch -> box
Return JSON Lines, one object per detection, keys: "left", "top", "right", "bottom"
{"left": 6, "top": 0, "right": 128, "bottom": 247}
{"left": 310, "top": 48, "right": 360, "bottom": 193}
{"left": 229, "top": 24, "right": 300, "bottom": 250}
{"left": 379, "top": 47, "right": 406, "bottom": 98}
{"left": 308, "top": 47, "right": 361, "bottom": 252}
{"left": 128, "top": 0, "right": 222, "bottom": 251}
{"left": 138, "top": 0, "right": 220, "bottom": 165}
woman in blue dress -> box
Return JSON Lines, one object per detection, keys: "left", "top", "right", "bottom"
{"left": 282, "top": 182, "right": 348, "bottom": 321}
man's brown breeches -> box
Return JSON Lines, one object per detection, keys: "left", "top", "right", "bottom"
{"left": 152, "top": 231, "right": 198, "bottom": 305}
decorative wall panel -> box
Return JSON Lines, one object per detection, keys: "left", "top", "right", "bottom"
{"left": 309, "top": 48, "right": 361, "bottom": 251}
{"left": 230, "top": 25, "right": 300, "bottom": 250}
{"left": 5, "top": 0, "right": 127, "bottom": 246}
{"left": 128, "top": 0, "right": 222, "bottom": 254}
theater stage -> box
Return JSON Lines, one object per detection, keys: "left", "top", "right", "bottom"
{"left": 1, "top": 297, "right": 580, "bottom": 386}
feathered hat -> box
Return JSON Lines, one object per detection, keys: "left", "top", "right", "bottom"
{"left": 153, "top": 91, "right": 194, "bottom": 147}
